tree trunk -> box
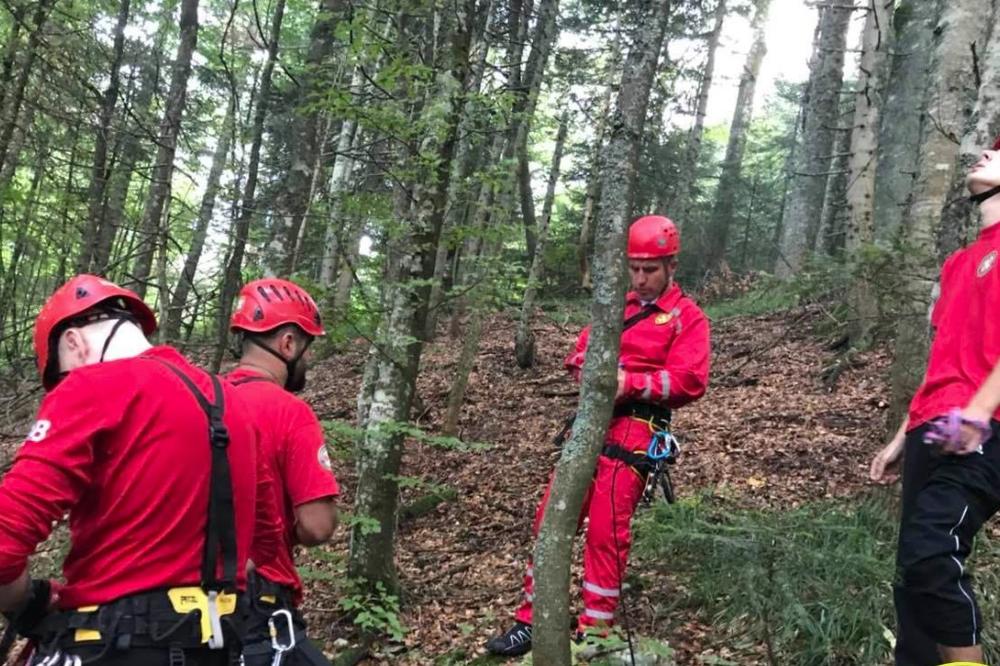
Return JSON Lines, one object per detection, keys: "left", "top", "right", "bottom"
{"left": 937, "top": 18, "right": 1000, "bottom": 257}
{"left": 319, "top": 65, "right": 365, "bottom": 291}
{"left": 532, "top": 2, "right": 671, "bottom": 663}
{"left": 212, "top": 0, "right": 286, "bottom": 372}
{"left": 873, "top": 0, "right": 938, "bottom": 243}
{"left": 0, "top": 0, "right": 54, "bottom": 174}
{"left": 845, "top": 0, "right": 894, "bottom": 346}
{"left": 673, "top": 0, "right": 727, "bottom": 221}
{"left": 347, "top": 0, "right": 476, "bottom": 596}
{"left": 888, "top": 0, "right": 985, "bottom": 425}
{"left": 77, "top": 0, "right": 131, "bottom": 274}
{"left": 775, "top": 0, "right": 854, "bottom": 278}
{"left": 129, "top": 0, "right": 200, "bottom": 297}
{"left": 163, "top": 96, "right": 235, "bottom": 342}
{"left": 704, "top": 0, "right": 770, "bottom": 273}
{"left": 274, "top": 0, "right": 349, "bottom": 274}
{"left": 515, "top": 110, "right": 569, "bottom": 368}
{"left": 815, "top": 111, "right": 853, "bottom": 256}
{"left": 423, "top": 10, "right": 495, "bottom": 341}
{"left": 578, "top": 35, "right": 622, "bottom": 291}
{"left": 514, "top": 0, "right": 560, "bottom": 264}
{"left": 92, "top": 60, "right": 157, "bottom": 275}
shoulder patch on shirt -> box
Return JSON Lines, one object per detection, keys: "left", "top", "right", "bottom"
{"left": 978, "top": 250, "right": 997, "bottom": 278}
{"left": 318, "top": 445, "right": 333, "bottom": 471}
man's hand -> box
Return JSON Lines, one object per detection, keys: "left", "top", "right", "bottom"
{"left": 923, "top": 407, "right": 993, "bottom": 456}
{"left": 2, "top": 578, "right": 58, "bottom": 640}
{"left": 870, "top": 431, "right": 905, "bottom": 485}
{"left": 952, "top": 405, "right": 993, "bottom": 455}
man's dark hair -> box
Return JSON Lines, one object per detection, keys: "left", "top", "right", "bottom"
{"left": 240, "top": 324, "right": 310, "bottom": 355}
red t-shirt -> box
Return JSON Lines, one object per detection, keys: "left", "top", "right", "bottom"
{"left": 909, "top": 221, "right": 1000, "bottom": 429}
{"left": 564, "top": 283, "right": 711, "bottom": 449}
{"left": 225, "top": 368, "right": 340, "bottom": 604}
{"left": 0, "top": 346, "right": 279, "bottom": 608}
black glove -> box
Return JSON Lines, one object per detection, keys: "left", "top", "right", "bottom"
{"left": 2, "top": 579, "right": 53, "bottom": 640}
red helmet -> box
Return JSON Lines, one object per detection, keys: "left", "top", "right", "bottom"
{"left": 34, "top": 274, "right": 157, "bottom": 389}
{"left": 230, "top": 278, "right": 325, "bottom": 337}
{"left": 627, "top": 215, "right": 680, "bottom": 258}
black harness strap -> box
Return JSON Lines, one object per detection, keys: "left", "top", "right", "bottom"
{"left": 152, "top": 359, "right": 238, "bottom": 592}
{"left": 621, "top": 304, "right": 658, "bottom": 332}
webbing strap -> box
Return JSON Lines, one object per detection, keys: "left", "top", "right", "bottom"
{"left": 622, "top": 304, "right": 658, "bottom": 332}
{"left": 151, "top": 359, "right": 238, "bottom": 592}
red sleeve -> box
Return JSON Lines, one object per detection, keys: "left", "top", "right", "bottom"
{"left": 283, "top": 401, "right": 339, "bottom": 507}
{"left": 0, "top": 372, "right": 110, "bottom": 583}
{"left": 621, "top": 306, "right": 711, "bottom": 408}
{"left": 251, "top": 424, "right": 283, "bottom": 567}
{"left": 564, "top": 325, "right": 591, "bottom": 382}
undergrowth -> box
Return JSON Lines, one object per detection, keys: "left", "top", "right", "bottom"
{"left": 634, "top": 491, "right": 1000, "bottom": 665}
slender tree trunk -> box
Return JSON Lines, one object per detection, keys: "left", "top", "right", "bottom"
{"left": 212, "top": 0, "right": 286, "bottom": 371}
{"left": 673, "top": 0, "right": 727, "bottom": 221}
{"left": 274, "top": 0, "right": 349, "bottom": 273}
{"left": 515, "top": 110, "right": 569, "bottom": 368}
{"left": 513, "top": 0, "right": 560, "bottom": 264}
{"left": 815, "top": 112, "right": 853, "bottom": 256}
{"left": 78, "top": 0, "right": 131, "bottom": 274}
{"left": 0, "top": 0, "right": 53, "bottom": 174}
{"left": 129, "top": 0, "right": 200, "bottom": 297}
{"left": 845, "top": 0, "right": 894, "bottom": 346}
{"left": 533, "top": 2, "right": 671, "bottom": 663}
{"left": 319, "top": 64, "right": 366, "bottom": 290}
{"left": 888, "top": 0, "right": 985, "bottom": 425}
{"left": 775, "top": 0, "right": 854, "bottom": 277}
{"left": 92, "top": 61, "right": 156, "bottom": 275}
{"left": 163, "top": 97, "right": 235, "bottom": 341}
{"left": 348, "top": 0, "right": 476, "bottom": 596}
{"left": 704, "top": 0, "right": 770, "bottom": 272}
{"left": 578, "top": 36, "right": 622, "bottom": 291}
{"left": 874, "top": 0, "right": 938, "bottom": 242}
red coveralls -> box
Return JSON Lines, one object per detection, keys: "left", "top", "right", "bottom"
{"left": 226, "top": 367, "right": 341, "bottom": 605}
{"left": 515, "top": 283, "right": 710, "bottom": 629}
{"left": 0, "top": 346, "right": 279, "bottom": 608}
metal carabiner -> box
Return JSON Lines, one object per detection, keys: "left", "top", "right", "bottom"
{"left": 268, "top": 609, "right": 296, "bottom": 666}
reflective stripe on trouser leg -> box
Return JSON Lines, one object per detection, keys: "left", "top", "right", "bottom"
{"left": 515, "top": 469, "right": 597, "bottom": 625}
{"left": 578, "top": 455, "right": 646, "bottom": 629}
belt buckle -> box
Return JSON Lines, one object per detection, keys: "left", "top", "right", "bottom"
{"left": 206, "top": 590, "right": 225, "bottom": 650}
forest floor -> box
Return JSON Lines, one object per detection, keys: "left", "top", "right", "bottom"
{"left": 294, "top": 300, "right": 895, "bottom": 665}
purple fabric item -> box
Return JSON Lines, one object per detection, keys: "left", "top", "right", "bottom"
{"left": 923, "top": 407, "right": 991, "bottom": 452}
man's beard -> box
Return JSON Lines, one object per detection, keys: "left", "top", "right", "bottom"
{"left": 286, "top": 360, "right": 308, "bottom": 393}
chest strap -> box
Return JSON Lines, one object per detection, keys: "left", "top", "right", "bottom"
{"left": 150, "top": 359, "right": 238, "bottom": 594}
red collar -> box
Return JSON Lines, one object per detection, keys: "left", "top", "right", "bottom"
{"left": 625, "top": 283, "right": 682, "bottom": 311}
{"left": 979, "top": 220, "right": 1000, "bottom": 243}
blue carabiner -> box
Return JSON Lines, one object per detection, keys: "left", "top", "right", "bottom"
{"left": 647, "top": 430, "right": 673, "bottom": 460}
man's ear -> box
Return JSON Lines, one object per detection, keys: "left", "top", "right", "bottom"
{"left": 57, "top": 327, "right": 89, "bottom": 372}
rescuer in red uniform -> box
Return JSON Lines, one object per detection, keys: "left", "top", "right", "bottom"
{"left": 486, "top": 215, "right": 711, "bottom": 657}
{"left": 225, "top": 278, "right": 340, "bottom": 666}
{"left": 0, "top": 274, "right": 279, "bottom": 666}
{"left": 870, "top": 137, "right": 1000, "bottom": 666}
